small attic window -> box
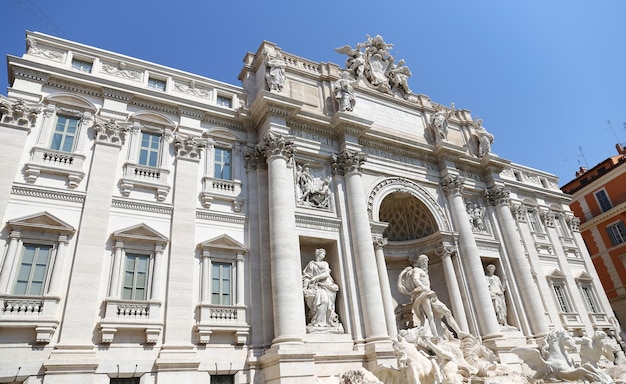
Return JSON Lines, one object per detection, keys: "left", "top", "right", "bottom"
{"left": 71, "top": 58, "right": 92, "bottom": 73}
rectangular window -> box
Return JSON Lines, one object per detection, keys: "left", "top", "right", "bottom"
{"left": 138, "top": 132, "right": 161, "bottom": 168}
{"left": 596, "top": 190, "right": 613, "bottom": 212}
{"left": 51, "top": 116, "right": 79, "bottom": 152}
{"left": 211, "top": 262, "right": 232, "bottom": 305}
{"left": 148, "top": 77, "right": 166, "bottom": 91}
{"left": 553, "top": 284, "right": 572, "bottom": 313}
{"left": 110, "top": 378, "right": 140, "bottom": 384}
{"left": 216, "top": 95, "right": 232, "bottom": 108}
{"left": 71, "top": 58, "right": 92, "bottom": 73}
{"left": 13, "top": 244, "right": 52, "bottom": 295}
{"left": 527, "top": 209, "right": 543, "bottom": 233}
{"left": 211, "top": 375, "right": 234, "bottom": 384}
{"left": 607, "top": 222, "right": 626, "bottom": 246}
{"left": 122, "top": 254, "right": 149, "bottom": 301}
{"left": 580, "top": 285, "right": 600, "bottom": 313}
{"left": 214, "top": 147, "right": 232, "bottom": 180}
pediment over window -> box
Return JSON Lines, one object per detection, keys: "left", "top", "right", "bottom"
{"left": 547, "top": 269, "right": 567, "bottom": 279}
{"left": 199, "top": 234, "right": 246, "bottom": 252}
{"left": 44, "top": 93, "right": 97, "bottom": 113}
{"left": 112, "top": 223, "right": 168, "bottom": 245}
{"left": 8, "top": 211, "right": 74, "bottom": 235}
{"left": 574, "top": 271, "right": 594, "bottom": 282}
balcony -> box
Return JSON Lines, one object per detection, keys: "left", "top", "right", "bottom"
{"left": 119, "top": 162, "right": 171, "bottom": 201}
{"left": 194, "top": 303, "right": 249, "bottom": 345}
{"left": 0, "top": 294, "right": 60, "bottom": 343}
{"left": 98, "top": 298, "right": 163, "bottom": 344}
{"left": 24, "top": 147, "right": 86, "bottom": 188}
{"left": 199, "top": 177, "right": 243, "bottom": 212}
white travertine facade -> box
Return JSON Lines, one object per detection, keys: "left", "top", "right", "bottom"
{"left": 0, "top": 32, "right": 621, "bottom": 384}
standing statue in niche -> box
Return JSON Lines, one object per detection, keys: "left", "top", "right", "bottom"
{"left": 398, "top": 254, "right": 464, "bottom": 338}
{"left": 302, "top": 248, "right": 341, "bottom": 330}
{"left": 466, "top": 202, "right": 486, "bottom": 233}
{"left": 485, "top": 264, "right": 508, "bottom": 326}
{"left": 264, "top": 50, "right": 286, "bottom": 92}
{"left": 333, "top": 72, "right": 356, "bottom": 112}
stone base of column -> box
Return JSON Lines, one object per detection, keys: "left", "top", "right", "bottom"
{"left": 260, "top": 344, "right": 316, "bottom": 384}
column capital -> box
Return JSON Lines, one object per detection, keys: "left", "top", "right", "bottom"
{"left": 331, "top": 149, "right": 367, "bottom": 175}
{"left": 9, "top": 230, "right": 21, "bottom": 240}
{"left": 566, "top": 215, "right": 581, "bottom": 232}
{"left": 174, "top": 135, "right": 205, "bottom": 160}
{"left": 539, "top": 209, "right": 556, "bottom": 228}
{"left": 244, "top": 148, "right": 262, "bottom": 171}
{"left": 373, "top": 237, "right": 388, "bottom": 250}
{"left": 435, "top": 242, "right": 457, "bottom": 259}
{"left": 485, "top": 185, "right": 510, "bottom": 206}
{"left": 93, "top": 118, "right": 129, "bottom": 146}
{"left": 257, "top": 131, "right": 295, "bottom": 161}
{"left": 57, "top": 235, "right": 69, "bottom": 245}
{"left": 440, "top": 175, "right": 464, "bottom": 196}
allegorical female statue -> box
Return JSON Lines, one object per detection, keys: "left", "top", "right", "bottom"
{"left": 302, "top": 248, "right": 340, "bottom": 329}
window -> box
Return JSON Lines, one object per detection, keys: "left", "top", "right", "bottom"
{"left": 138, "top": 132, "right": 161, "bottom": 167}
{"left": 50, "top": 115, "right": 79, "bottom": 152}
{"left": 553, "top": 284, "right": 573, "bottom": 313}
{"left": 211, "top": 262, "right": 232, "bottom": 305}
{"left": 513, "top": 170, "right": 522, "bottom": 182}
{"left": 580, "top": 285, "right": 600, "bottom": 313}
{"left": 607, "top": 222, "right": 626, "bottom": 246}
{"left": 217, "top": 95, "right": 232, "bottom": 108}
{"left": 595, "top": 190, "right": 613, "bottom": 212}
{"left": 211, "top": 375, "right": 234, "bottom": 384}
{"left": 110, "top": 378, "right": 140, "bottom": 384}
{"left": 554, "top": 215, "right": 571, "bottom": 238}
{"left": 13, "top": 244, "right": 52, "bottom": 295}
{"left": 122, "top": 254, "right": 149, "bottom": 301}
{"left": 527, "top": 208, "right": 543, "bottom": 233}
{"left": 214, "top": 147, "right": 232, "bottom": 180}
{"left": 147, "top": 77, "right": 166, "bottom": 91}
{"left": 71, "top": 58, "right": 92, "bottom": 73}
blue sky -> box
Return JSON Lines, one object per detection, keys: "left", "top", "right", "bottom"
{"left": 2, "top": 0, "right": 626, "bottom": 186}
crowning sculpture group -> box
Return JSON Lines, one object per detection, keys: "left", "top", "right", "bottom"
{"left": 269, "top": 35, "right": 626, "bottom": 383}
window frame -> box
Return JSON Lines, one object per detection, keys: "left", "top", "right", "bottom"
{"left": 526, "top": 207, "right": 543, "bottom": 233}
{"left": 595, "top": 189, "right": 613, "bottom": 213}
{"left": 121, "top": 252, "right": 151, "bottom": 301}
{"left": 213, "top": 146, "right": 232, "bottom": 180}
{"left": 12, "top": 243, "right": 54, "bottom": 296}
{"left": 211, "top": 260, "right": 233, "bottom": 306}
{"left": 50, "top": 114, "right": 80, "bottom": 153}
{"left": 147, "top": 77, "right": 167, "bottom": 91}
{"left": 607, "top": 221, "right": 626, "bottom": 246}
{"left": 71, "top": 57, "right": 93, "bottom": 73}
{"left": 216, "top": 95, "right": 233, "bottom": 108}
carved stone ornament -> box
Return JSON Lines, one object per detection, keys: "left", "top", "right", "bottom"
{"left": 0, "top": 99, "right": 41, "bottom": 127}
{"left": 567, "top": 216, "right": 581, "bottom": 232}
{"left": 333, "top": 72, "right": 356, "bottom": 112}
{"left": 435, "top": 242, "right": 456, "bottom": 258}
{"left": 257, "top": 131, "right": 295, "bottom": 160}
{"left": 264, "top": 49, "right": 286, "bottom": 93}
{"left": 510, "top": 204, "right": 527, "bottom": 223}
{"left": 485, "top": 185, "right": 510, "bottom": 206}
{"left": 440, "top": 175, "right": 464, "bottom": 197}
{"left": 174, "top": 135, "right": 205, "bottom": 159}
{"left": 465, "top": 201, "right": 487, "bottom": 233}
{"left": 331, "top": 150, "right": 367, "bottom": 175}
{"left": 295, "top": 163, "right": 333, "bottom": 209}
{"left": 101, "top": 61, "right": 142, "bottom": 81}
{"left": 540, "top": 210, "right": 556, "bottom": 228}
{"left": 93, "top": 117, "right": 129, "bottom": 145}
{"left": 335, "top": 34, "right": 412, "bottom": 99}
{"left": 26, "top": 37, "right": 65, "bottom": 61}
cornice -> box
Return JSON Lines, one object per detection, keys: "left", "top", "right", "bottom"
{"left": 580, "top": 200, "right": 626, "bottom": 231}
{"left": 12, "top": 184, "right": 85, "bottom": 203}
{"left": 196, "top": 210, "right": 247, "bottom": 225}
{"left": 111, "top": 198, "right": 173, "bottom": 215}
{"left": 295, "top": 213, "right": 341, "bottom": 230}
{"left": 249, "top": 90, "right": 303, "bottom": 128}
{"left": 331, "top": 111, "right": 372, "bottom": 137}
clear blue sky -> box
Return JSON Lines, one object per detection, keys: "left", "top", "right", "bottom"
{"left": 2, "top": 0, "right": 626, "bottom": 186}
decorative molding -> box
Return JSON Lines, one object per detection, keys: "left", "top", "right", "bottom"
{"left": 46, "top": 78, "right": 102, "bottom": 98}
{"left": 295, "top": 213, "right": 341, "bottom": 230}
{"left": 173, "top": 80, "right": 212, "bottom": 98}
{"left": 257, "top": 131, "right": 296, "bottom": 160}
{"left": 485, "top": 185, "right": 510, "bottom": 206}
{"left": 440, "top": 175, "right": 464, "bottom": 197}
{"left": 196, "top": 210, "right": 247, "bottom": 225}
{"left": 11, "top": 67, "right": 49, "bottom": 84}
{"left": 26, "top": 38, "right": 65, "bottom": 62}
{"left": 11, "top": 184, "right": 85, "bottom": 203}
{"left": 111, "top": 198, "right": 173, "bottom": 215}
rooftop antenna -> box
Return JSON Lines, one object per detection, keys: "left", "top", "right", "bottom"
{"left": 578, "top": 146, "right": 589, "bottom": 168}
{"left": 607, "top": 120, "right": 621, "bottom": 143}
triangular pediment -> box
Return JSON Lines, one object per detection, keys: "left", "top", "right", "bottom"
{"left": 199, "top": 234, "right": 246, "bottom": 252}
{"left": 574, "top": 271, "right": 594, "bottom": 281}
{"left": 547, "top": 269, "right": 567, "bottom": 279}
{"left": 113, "top": 223, "right": 168, "bottom": 245}
{"left": 8, "top": 211, "right": 74, "bottom": 235}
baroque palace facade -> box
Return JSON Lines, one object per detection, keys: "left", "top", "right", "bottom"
{"left": 0, "top": 32, "right": 620, "bottom": 383}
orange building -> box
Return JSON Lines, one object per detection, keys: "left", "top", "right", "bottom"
{"left": 562, "top": 144, "right": 626, "bottom": 328}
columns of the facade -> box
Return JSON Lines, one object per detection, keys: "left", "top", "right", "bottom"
{"left": 435, "top": 241, "right": 469, "bottom": 333}
{"left": 236, "top": 252, "right": 245, "bottom": 306}
{"left": 257, "top": 131, "right": 306, "bottom": 344}
{"left": 0, "top": 231, "right": 20, "bottom": 293}
{"left": 108, "top": 241, "right": 124, "bottom": 298}
{"left": 56, "top": 123, "right": 125, "bottom": 345}
{"left": 201, "top": 251, "right": 210, "bottom": 303}
{"left": 333, "top": 150, "right": 388, "bottom": 341}
{"left": 47, "top": 235, "right": 69, "bottom": 295}
{"left": 440, "top": 175, "right": 500, "bottom": 339}
{"left": 373, "top": 237, "right": 397, "bottom": 338}
{"left": 151, "top": 245, "right": 164, "bottom": 300}
{"left": 486, "top": 185, "right": 550, "bottom": 337}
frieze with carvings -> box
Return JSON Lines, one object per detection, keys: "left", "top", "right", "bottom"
{"left": 112, "top": 198, "right": 173, "bottom": 215}
{"left": 294, "top": 163, "right": 333, "bottom": 209}
{"left": 26, "top": 38, "right": 65, "bottom": 62}
{"left": 12, "top": 184, "right": 85, "bottom": 203}
{"left": 100, "top": 61, "right": 143, "bottom": 81}
{"left": 173, "top": 80, "right": 212, "bottom": 98}
{"left": 130, "top": 97, "right": 178, "bottom": 116}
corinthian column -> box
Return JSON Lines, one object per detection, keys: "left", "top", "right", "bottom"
{"left": 258, "top": 131, "right": 306, "bottom": 344}
{"left": 333, "top": 150, "right": 388, "bottom": 341}
{"left": 435, "top": 242, "right": 469, "bottom": 333}
{"left": 486, "top": 186, "right": 549, "bottom": 337}
{"left": 440, "top": 175, "right": 500, "bottom": 338}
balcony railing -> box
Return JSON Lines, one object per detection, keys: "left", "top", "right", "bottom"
{"left": 195, "top": 303, "right": 249, "bottom": 345}
{"left": 200, "top": 177, "right": 243, "bottom": 212}
{"left": 99, "top": 298, "right": 162, "bottom": 344}
{"left": 119, "top": 162, "right": 171, "bottom": 201}
{"left": 0, "top": 294, "right": 60, "bottom": 343}
{"left": 24, "top": 147, "right": 86, "bottom": 188}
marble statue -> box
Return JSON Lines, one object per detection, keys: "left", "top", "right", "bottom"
{"left": 398, "top": 254, "right": 464, "bottom": 338}
{"left": 302, "top": 248, "right": 341, "bottom": 329}
{"left": 334, "top": 73, "right": 356, "bottom": 112}
{"left": 473, "top": 118, "right": 494, "bottom": 157}
{"left": 265, "top": 50, "right": 286, "bottom": 92}
{"left": 429, "top": 104, "right": 455, "bottom": 144}
{"left": 335, "top": 35, "right": 413, "bottom": 99}
{"left": 295, "top": 164, "right": 333, "bottom": 208}
{"left": 577, "top": 331, "right": 619, "bottom": 368}
{"left": 485, "top": 264, "right": 507, "bottom": 326}
{"left": 466, "top": 202, "right": 486, "bottom": 233}
{"left": 513, "top": 329, "right": 613, "bottom": 384}
{"left": 373, "top": 334, "right": 442, "bottom": 384}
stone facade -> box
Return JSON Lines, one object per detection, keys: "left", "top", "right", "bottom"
{"left": 0, "top": 32, "right": 620, "bottom": 383}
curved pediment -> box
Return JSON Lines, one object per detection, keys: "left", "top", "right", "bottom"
{"left": 8, "top": 211, "right": 74, "bottom": 235}
{"left": 45, "top": 93, "right": 97, "bottom": 113}
{"left": 199, "top": 234, "right": 246, "bottom": 252}
{"left": 112, "top": 223, "right": 168, "bottom": 245}
{"left": 130, "top": 111, "right": 176, "bottom": 128}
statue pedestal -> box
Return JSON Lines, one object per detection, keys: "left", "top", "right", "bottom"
{"left": 484, "top": 327, "right": 537, "bottom": 372}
